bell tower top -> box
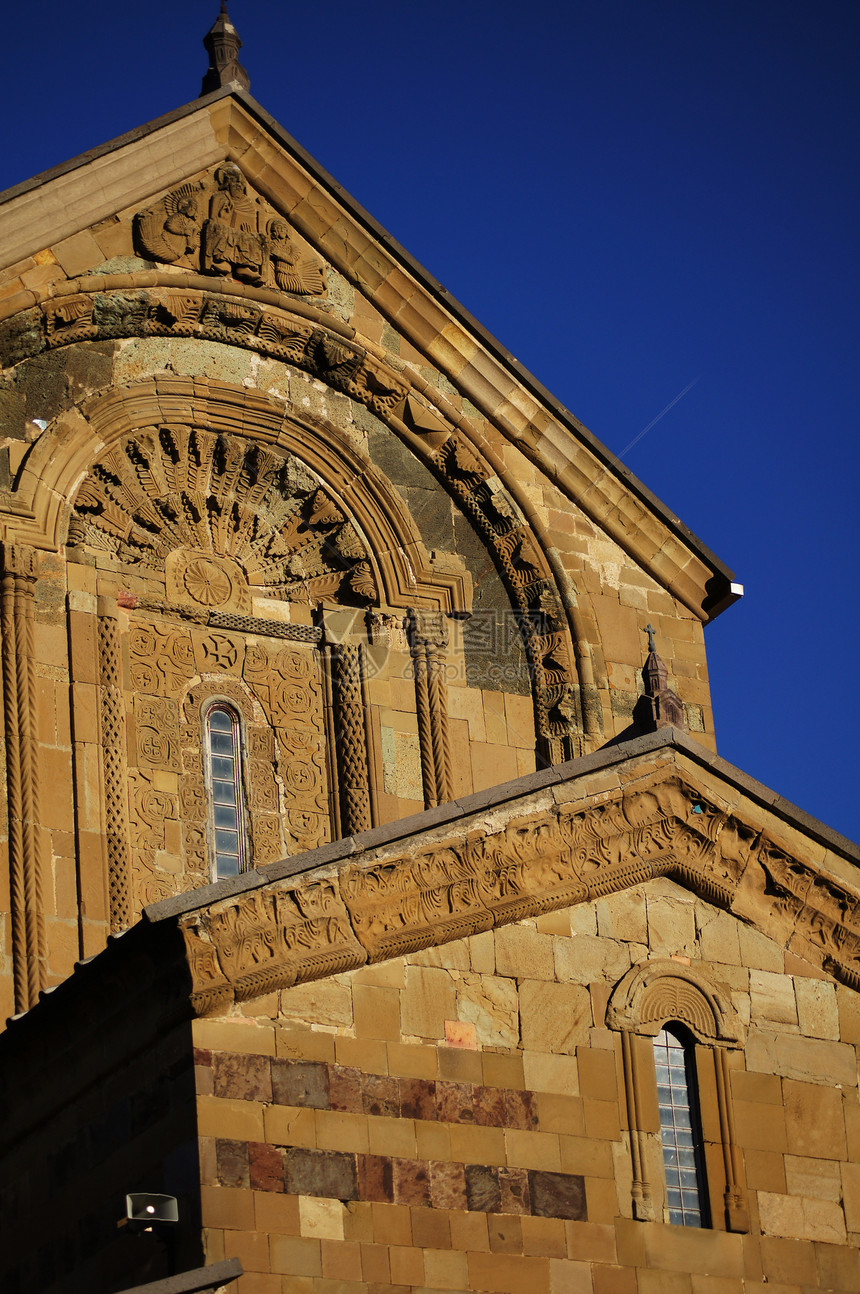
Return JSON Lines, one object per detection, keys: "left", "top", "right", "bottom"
{"left": 200, "top": 2, "right": 250, "bottom": 95}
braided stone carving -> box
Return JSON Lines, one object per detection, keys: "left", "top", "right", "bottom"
{"left": 1, "top": 547, "right": 45, "bottom": 1011}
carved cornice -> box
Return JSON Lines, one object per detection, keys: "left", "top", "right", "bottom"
{"left": 175, "top": 766, "right": 860, "bottom": 1015}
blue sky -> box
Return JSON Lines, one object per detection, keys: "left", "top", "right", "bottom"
{"left": 4, "top": 1, "right": 858, "bottom": 839}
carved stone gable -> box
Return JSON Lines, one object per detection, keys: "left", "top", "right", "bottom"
{"left": 133, "top": 163, "right": 326, "bottom": 296}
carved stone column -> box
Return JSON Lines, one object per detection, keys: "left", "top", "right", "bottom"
{"left": 407, "top": 610, "right": 453, "bottom": 809}
{"left": 714, "top": 1048, "right": 750, "bottom": 1232}
{"left": 620, "top": 1032, "right": 657, "bottom": 1221}
{"left": 97, "top": 602, "right": 132, "bottom": 933}
{"left": 322, "top": 636, "right": 372, "bottom": 838}
{"left": 1, "top": 544, "right": 45, "bottom": 1012}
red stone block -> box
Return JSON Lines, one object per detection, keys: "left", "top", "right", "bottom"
{"left": 393, "top": 1157, "right": 431, "bottom": 1207}
{"left": 213, "top": 1052, "right": 273, "bottom": 1103}
{"left": 248, "top": 1141, "right": 285, "bottom": 1192}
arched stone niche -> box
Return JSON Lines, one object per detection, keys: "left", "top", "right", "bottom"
{"left": 607, "top": 958, "right": 745, "bottom": 1048}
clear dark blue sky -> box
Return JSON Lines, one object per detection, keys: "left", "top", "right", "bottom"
{"left": 4, "top": 2, "right": 858, "bottom": 840}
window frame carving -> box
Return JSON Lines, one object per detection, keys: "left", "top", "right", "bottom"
{"left": 607, "top": 960, "right": 749, "bottom": 1233}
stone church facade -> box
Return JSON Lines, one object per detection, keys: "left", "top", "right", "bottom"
{"left": 1, "top": 12, "right": 859, "bottom": 1294}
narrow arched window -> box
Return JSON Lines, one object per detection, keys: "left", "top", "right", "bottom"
{"left": 205, "top": 704, "right": 248, "bottom": 879}
{"left": 654, "top": 1025, "right": 709, "bottom": 1227}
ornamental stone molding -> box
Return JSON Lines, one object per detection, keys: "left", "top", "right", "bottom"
{"left": 606, "top": 960, "right": 744, "bottom": 1047}
{"left": 166, "top": 761, "right": 860, "bottom": 1016}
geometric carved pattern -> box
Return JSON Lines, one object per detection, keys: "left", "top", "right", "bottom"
{"left": 175, "top": 768, "right": 860, "bottom": 1015}
{"left": 68, "top": 427, "right": 377, "bottom": 607}
{"left": 98, "top": 613, "right": 133, "bottom": 934}
{"left": 327, "top": 643, "right": 372, "bottom": 837}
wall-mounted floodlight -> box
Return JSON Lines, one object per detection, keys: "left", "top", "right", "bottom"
{"left": 120, "top": 1193, "right": 179, "bottom": 1233}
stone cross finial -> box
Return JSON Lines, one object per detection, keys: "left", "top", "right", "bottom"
{"left": 644, "top": 623, "right": 657, "bottom": 654}
{"left": 201, "top": 2, "right": 250, "bottom": 96}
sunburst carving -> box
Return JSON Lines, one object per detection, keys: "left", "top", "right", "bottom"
{"left": 67, "top": 426, "right": 378, "bottom": 604}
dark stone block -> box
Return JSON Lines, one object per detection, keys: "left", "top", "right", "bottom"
{"left": 499, "top": 1166, "right": 531, "bottom": 1215}
{"left": 192, "top": 1048, "right": 213, "bottom": 1067}
{"left": 249, "top": 1141, "right": 285, "bottom": 1192}
{"left": 528, "top": 1170, "right": 586, "bottom": 1220}
{"left": 357, "top": 1153, "right": 394, "bottom": 1203}
{"left": 329, "top": 1065, "right": 363, "bottom": 1114}
{"left": 505, "top": 1089, "right": 539, "bottom": 1130}
{"left": 473, "top": 1085, "right": 507, "bottom": 1127}
{"left": 465, "top": 1163, "right": 501, "bottom": 1213}
{"left": 436, "top": 1080, "right": 476, "bottom": 1124}
{"left": 398, "top": 1077, "right": 437, "bottom": 1120}
{"left": 284, "top": 1147, "right": 358, "bottom": 1200}
{"left": 271, "top": 1059, "right": 330, "bottom": 1109}
{"left": 393, "top": 1157, "right": 431, "bottom": 1207}
{"left": 213, "top": 1052, "right": 272, "bottom": 1103}
{"left": 429, "top": 1159, "right": 467, "bottom": 1210}
{"left": 216, "top": 1138, "right": 249, "bottom": 1188}
{"left": 362, "top": 1072, "right": 399, "bottom": 1117}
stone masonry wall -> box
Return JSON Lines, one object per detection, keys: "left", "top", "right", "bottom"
{"left": 191, "top": 882, "right": 860, "bottom": 1293}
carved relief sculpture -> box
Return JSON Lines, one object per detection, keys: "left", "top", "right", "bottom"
{"left": 134, "top": 164, "right": 326, "bottom": 296}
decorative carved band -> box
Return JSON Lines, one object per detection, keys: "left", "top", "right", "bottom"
{"left": 176, "top": 768, "right": 860, "bottom": 1020}
{"left": 98, "top": 614, "right": 132, "bottom": 933}
{"left": 408, "top": 610, "right": 452, "bottom": 808}
{"left": 328, "top": 644, "right": 372, "bottom": 837}
{"left": 1, "top": 546, "right": 45, "bottom": 1012}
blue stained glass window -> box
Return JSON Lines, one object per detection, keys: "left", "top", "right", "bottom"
{"left": 654, "top": 1025, "right": 709, "bottom": 1227}
{"left": 205, "top": 705, "right": 247, "bottom": 880}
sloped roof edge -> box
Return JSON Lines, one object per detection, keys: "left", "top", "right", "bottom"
{"left": 0, "top": 88, "right": 737, "bottom": 611}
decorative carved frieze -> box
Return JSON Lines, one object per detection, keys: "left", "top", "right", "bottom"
{"left": 176, "top": 768, "right": 860, "bottom": 1013}
{"left": 134, "top": 165, "right": 327, "bottom": 296}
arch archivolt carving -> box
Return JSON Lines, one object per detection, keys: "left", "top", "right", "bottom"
{"left": 0, "top": 278, "right": 597, "bottom": 755}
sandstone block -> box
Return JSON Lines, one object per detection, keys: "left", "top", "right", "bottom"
{"left": 299, "top": 1195, "right": 345, "bottom": 1240}
{"left": 495, "top": 925, "right": 555, "bottom": 980}
{"left": 749, "top": 971, "right": 797, "bottom": 1027}
{"left": 554, "top": 935, "right": 630, "bottom": 986}
{"left": 645, "top": 892, "right": 696, "bottom": 956}
{"left": 456, "top": 972, "right": 520, "bottom": 1048}
{"left": 783, "top": 1079, "right": 847, "bottom": 1159}
{"left": 549, "top": 1256, "right": 595, "bottom": 1294}
{"left": 401, "top": 965, "right": 456, "bottom": 1039}
{"left": 784, "top": 1154, "right": 841, "bottom": 1201}
{"left": 794, "top": 977, "right": 839, "bottom": 1040}
{"left": 520, "top": 980, "right": 591, "bottom": 1054}
{"left": 268, "top": 1235, "right": 322, "bottom": 1277}
{"left": 353, "top": 985, "right": 401, "bottom": 1042}
{"left": 595, "top": 890, "right": 647, "bottom": 945}
{"left": 279, "top": 979, "right": 353, "bottom": 1028}
{"left": 757, "top": 1190, "right": 846, "bottom": 1244}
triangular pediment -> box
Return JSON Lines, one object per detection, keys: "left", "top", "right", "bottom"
{"left": 0, "top": 89, "right": 737, "bottom": 621}
{"left": 138, "top": 728, "right": 860, "bottom": 1016}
